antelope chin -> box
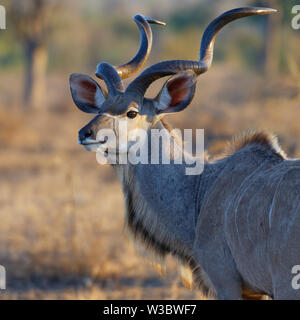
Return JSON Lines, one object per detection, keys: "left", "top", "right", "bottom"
{"left": 81, "top": 143, "right": 100, "bottom": 152}
{"left": 96, "top": 148, "right": 129, "bottom": 165}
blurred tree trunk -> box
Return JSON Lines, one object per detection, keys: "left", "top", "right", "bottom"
{"left": 262, "top": 0, "right": 282, "bottom": 78}
{"left": 7, "top": 0, "right": 60, "bottom": 109}
{"left": 24, "top": 41, "right": 48, "bottom": 108}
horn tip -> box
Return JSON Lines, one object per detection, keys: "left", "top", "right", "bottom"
{"left": 252, "top": 7, "right": 278, "bottom": 14}
{"left": 260, "top": 7, "right": 278, "bottom": 13}
{"left": 144, "top": 15, "right": 166, "bottom": 26}
{"left": 235, "top": 7, "right": 278, "bottom": 15}
{"left": 152, "top": 19, "right": 167, "bottom": 26}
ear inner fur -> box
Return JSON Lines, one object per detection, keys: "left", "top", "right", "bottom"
{"left": 77, "top": 79, "right": 98, "bottom": 105}
{"left": 167, "top": 76, "right": 191, "bottom": 107}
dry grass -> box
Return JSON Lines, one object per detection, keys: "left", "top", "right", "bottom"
{"left": 0, "top": 65, "right": 299, "bottom": 299}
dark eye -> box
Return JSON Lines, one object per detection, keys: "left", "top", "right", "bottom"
{"left": 127, "top": 110, "right": 138, "bottom": 119}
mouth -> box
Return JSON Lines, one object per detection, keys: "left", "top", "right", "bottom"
{"left": 78, "top": 137, "right": 107, "bottom": 146}
{"left": 78, "top": 139, "right": 104, "bottom": 152}
{"left": 81, "top": 142, "right": 101, "bottom": 146}
{"left": 80, "top": 140, "right": 107, "bottom": 146}
{"left": 78, "top": 139, "right": 124, "bottom": 156}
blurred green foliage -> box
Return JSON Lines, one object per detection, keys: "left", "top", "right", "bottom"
{"left": 0, "top": 0, "right": 299, "bottom": 74}
{"left": 167, "top": 3, "right": 213, "bottom": 31}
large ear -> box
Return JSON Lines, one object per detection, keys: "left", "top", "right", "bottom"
{"left": 69, "top": 73, "right": 107, "bottom": 113}
{"left": 154, "top": 73, "right": 196, "bottom": 114}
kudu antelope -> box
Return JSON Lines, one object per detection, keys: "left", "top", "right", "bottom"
{"left": 69, "top": 8, "right": 300, "bottom": 299}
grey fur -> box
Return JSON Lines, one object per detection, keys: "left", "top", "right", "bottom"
{"left": 116, "top": 128, "right": 300, "bottom": 300}
{"left": 118, "top": 129, "right": 300, "bottom": 299}
{"left": 70, "top": 7, "right": 300, "bottom": 299}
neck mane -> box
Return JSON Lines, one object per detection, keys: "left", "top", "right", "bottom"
{"left": 116, "top": 119, "right": 202, "bottom": 275}
{"left": 114, "top": 126, "right": 287, "bottom": 293}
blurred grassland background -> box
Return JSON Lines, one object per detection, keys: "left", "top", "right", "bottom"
{"left": 0, "top": 0, "right": 299, "bottom": 299}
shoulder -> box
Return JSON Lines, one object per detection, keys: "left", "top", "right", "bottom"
{"left": 222, "top": 130, "right": 287, "bottom": 160}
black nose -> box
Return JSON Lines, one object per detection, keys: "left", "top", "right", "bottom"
{"left": 79, "top": 127, "right": 93, "bottom": 141}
